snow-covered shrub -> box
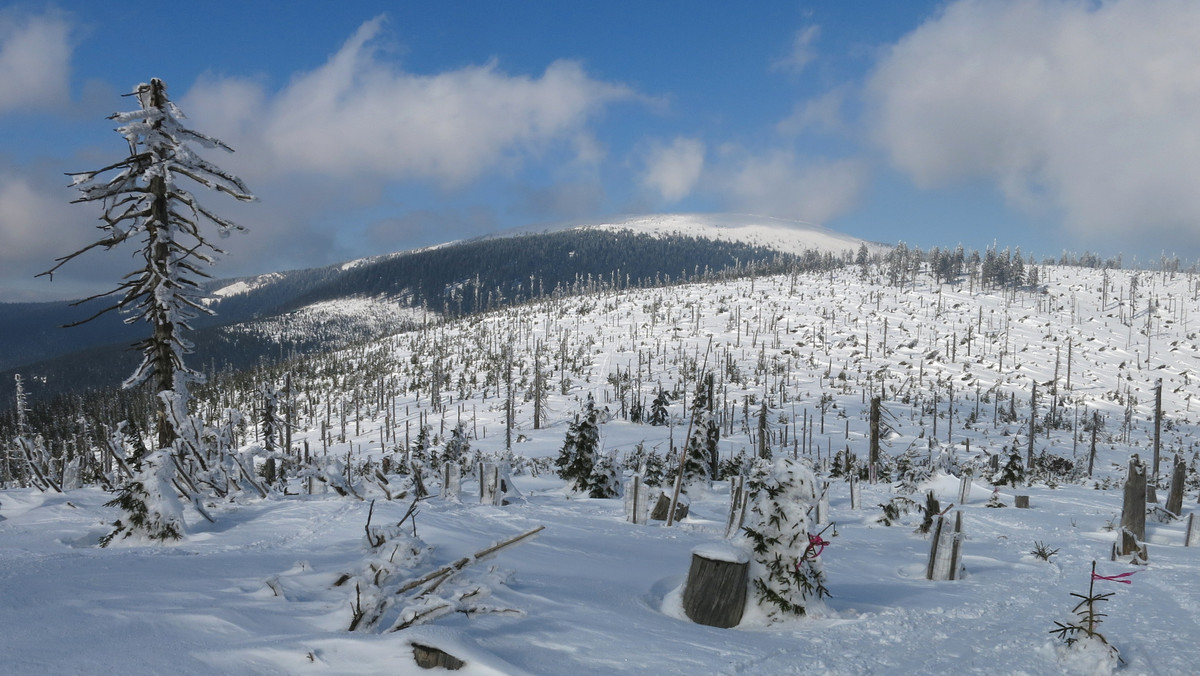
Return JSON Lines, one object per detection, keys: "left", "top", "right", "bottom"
{"left": 739, "top": 457, "right": 829, "bottom": 620}
{"left": 587, "top": 451, "right": 620, "bottom": 498}
{"left": 99, "top": 449, "right": 185, "bottom": 547}
{"left": 993, "top": 445, "right": 1026, "bottom": 487}
{"left": 877, "top": 495, "right": 919, "bottom": 526}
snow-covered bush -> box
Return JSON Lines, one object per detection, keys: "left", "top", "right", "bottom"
{"left": 99, "top": 449, "right": 185, "bottom": 546}
{"left": 587, "top": 451, "right": 620, "bottom": 498}
{"left": 738, "top": 457, "right": 829, "bottom": 619}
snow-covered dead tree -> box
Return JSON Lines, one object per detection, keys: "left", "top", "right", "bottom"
{"left": 42, "top": 78, "right": 254, "bottom": 456}
{"left": 41, "top": 78, "right": 253, "bottom": 541}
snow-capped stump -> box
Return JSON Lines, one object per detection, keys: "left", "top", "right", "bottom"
{"left": 682, "top": 543, "right": 750, "bottom": 628}
{"left": 412, "top": 643, "right": 465, "bottom": 670}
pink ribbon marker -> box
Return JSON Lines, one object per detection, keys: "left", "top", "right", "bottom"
{"left": 1092, "top": 570, "right": 1138, "bottom": 584}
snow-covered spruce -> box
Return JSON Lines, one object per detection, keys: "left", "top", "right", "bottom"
{"left": 555, "top": 395, "right": 601, "bottom": 494}
{"left": 737, "top": 457, "right": 829, "bottom": 620}
{"left": 99, "top": 449, "right": 185, "bottom": 546}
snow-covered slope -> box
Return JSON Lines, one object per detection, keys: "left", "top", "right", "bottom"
{"left": 7, "top": 257, "right": 1197, "bottom": 674}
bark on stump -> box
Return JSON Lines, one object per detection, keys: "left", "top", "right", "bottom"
{"left": 1166, "top": 455, "right": 1186, "bottom": 517}
{"left": 650, "top": 492, "right": 689, "bottom": 521}
{"left": 412, "top": 643, "right": 465, "bottom": 670}
{"left": 682, "top": 545, "right": 749, "bottom": 628}
{"left": 1014, "top": 495, "right": 1030, "bottom": 509}
{"left": 1120, "top": 456, "right": 1147, "bottom": 544}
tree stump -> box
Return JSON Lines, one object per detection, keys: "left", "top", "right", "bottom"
{"left": 650, "top": 492, "right": 689, "bottom": 521}
{"left": 1014, "top": 495, "right": 1030, "bottom": 509}
{"left": 412, "top": 643, "right": 465, "bottom": 670}
{"left": 682, "top": 544, "right": 749, "bottom": 628}
{"left": 1120, "top": 456, "right": 1147, "bottom": 544}
{"left": 1166, "top": 455, "right": 1186, "bottom": 517}
{"left": 1111, "top": 528, "right": 1148, "bottom": 564}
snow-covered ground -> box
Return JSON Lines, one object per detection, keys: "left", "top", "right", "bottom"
{"left": 3, "top": 263, "right": 1199, "bottom": 674}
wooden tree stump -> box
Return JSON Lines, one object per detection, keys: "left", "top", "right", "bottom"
{"left": 1111, "top": 528, "right": 1148, "bottom": 564}
{"left": 1166, "top": 455, "right": 1186, "bottom": 517}
{"left": 1014, "top": 495, "right": 1030, "bottom": 509}
{"left": 1120, "top": 455, "right": 1147, "bottom": 543}
{"left": 650, "top": 492, "right": 689, "bottom": 521}
{"left": 412, "top": 643, "right": 465, "bottom": 670}
{"left": 682, "top": 544, "right": 749, "bottom": 628}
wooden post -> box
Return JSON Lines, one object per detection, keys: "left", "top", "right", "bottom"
{"left": 1185, "top": 513, "right": 1200, "bottom": 547}
{"left": 1153, "top": 379, "right": 1163, "bottom": 476}
{"left": 440, "top": 461, "right": 460, "bottom": 500}
{"left": 849, "top": 475, "right": 861, "bottom": 510}
{"left": 724, "top": 475, "right": 748, "bottom": 537}
{"left": 957, "top": 474, "right": 971, "bottom": 505}
{"left": 1027, "top": 380, "right": 1036, "bottom": 469}
{"left": 814, "top": 481, "right": 830, "bottom": 525}
{"left": 682, "top": 544, "right": 749, "bottom": 628}
{"left": 926, "top": 511, "right": 965, "bottom": 581}
{"left": 869, "top": 396, "right": 881, "bottom": 484}
{"left": 626, "top": 475, "right": 649, "bottom": 525}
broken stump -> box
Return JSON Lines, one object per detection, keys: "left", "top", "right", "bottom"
{"left": 412, "top": 643, "right": 465, "bottom": 671}
{"left": 650, "top": 492, "right": 689, "bottom": 521}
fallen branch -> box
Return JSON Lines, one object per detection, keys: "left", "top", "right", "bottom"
{"left": 394, "top": 525, "right": 545, "bottom": 598}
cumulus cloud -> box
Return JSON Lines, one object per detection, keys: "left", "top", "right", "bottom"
{"left": 716, "top": 149, "right": 868, "bottom": 224}
{"left": 0, "top": 9, "right": 71, "bottom": 112}
{"left": 867, "top": 0, "right": 1200, "bottom": 240}
{"left": 642, "top": 137, "right": 705, "bottom": 202}
{"left": 185, "top": 16, "right": 633, "bottom": 187}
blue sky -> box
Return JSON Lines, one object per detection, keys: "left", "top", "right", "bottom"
{"left": 2, "top": 1, "right": 1199, "bottom": 301}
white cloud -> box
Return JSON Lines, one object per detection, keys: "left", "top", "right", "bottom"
{"left": 0, "top": 10, "right": 71, "bottom": 112}
{"left": 778, "top": 87, "right": 849, "bottom": 136}
{"left": 717, "top": 149, "right": 868, "bottom": 224}
{"left": 867, "top": 0, "right": 1200, "bottom": 240}
{"left": 774, "top": 25, "right": 821, "bottom": 75}
{"left": 185, "top": 17, "right": 633, "bottom": 187}
{"left": 642, "top": 137, "right": 705, "bottom": 203}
